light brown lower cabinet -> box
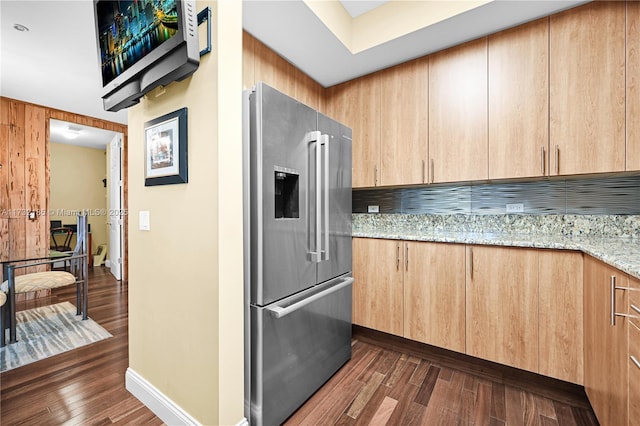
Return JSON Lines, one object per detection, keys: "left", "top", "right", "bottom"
{"left": 629, "top": 276, "right": 640, "bottom": 426}
{"left": 538, "top": 250, "right": 584, "bottom": 384}
{"left": 629, "top": 322, "right": 640, "bottom": 425}
{"left": 352, "top": 238, "right": 403, "bottom": 336}
{"left": 352, "top": 238, "right": 466, "bottom": 348}
{"left": 465, "top": 245, "right": 539, "bottom": 372}
{"left": 404, "top": 242, "right": 466, "bottom": 353}
{"left": 584, "top": 255, "right": 628, "bottom": 426}
{"left": 354, "top": 239, "right": 586, "bottom": 378}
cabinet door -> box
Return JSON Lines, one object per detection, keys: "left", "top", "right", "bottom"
{"left": 550, "top": 2, "right": 625, "bottom": 175}
{"left": 429, "top": 38, "right": 488, "bottom": 183}
{"left": 630, "top": 276, "right": 640, "bottom": 425}
{"left": 630, "top": 322, "right": 640, "bottom": 426}
{"left": 380, "top": 58, "right": 428, "bottom": 186}
{"left": 583, "top": 256, "right": 628, "bottom": 426}
{"left": 538, "top": 251, "right": 583, "bottom": 384}
{"left": 466, "top": 246, "right": 538, "bottom": 372}
{"left": 352, "top": 238, "right": 403, "bottom": 336}
{"left": 404, "top": 242, "right": 465, "bottom": 353}
{"left": 628, "top": 1, "right": 640, "bottom": 171}
{"left": 326, "top": 75, "right": 381, "bottom": 188}
{"left": 488, "top": 18, "right": 549, "bottom": 179}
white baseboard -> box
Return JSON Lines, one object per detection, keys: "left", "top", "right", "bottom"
{"left": 126, "top": 367, "right": 200, "bottom": 425}
{"left": 126, "top": 368, "right": 248, "bottom": 426}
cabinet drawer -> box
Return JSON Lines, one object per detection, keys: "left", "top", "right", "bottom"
{"left": 630, "top": 322, "right": 640, "bottom": 424}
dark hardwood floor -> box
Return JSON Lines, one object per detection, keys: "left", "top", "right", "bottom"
{"left": 0, "top": 266, "right": 163, "bottom": 425}
{"left": 285, "top": 327, "right": 599, "bottom": 426}
{"left": 2, "top": 268, "right": 598, "bottom": 425}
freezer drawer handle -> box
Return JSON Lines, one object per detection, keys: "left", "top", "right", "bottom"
{"left": 266, "top": 277, "right": 354, "bottom": 319}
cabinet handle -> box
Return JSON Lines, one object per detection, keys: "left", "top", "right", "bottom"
{"left": 632, "top": 304, "right": 640, "bottom": 315}
{"left": 469, "top": 248, "right": 474, "bottom": 280}
{"left": 430, "top": 159, "right": 434, "bottom": 183}
{"left": 611, "top": 276, "right": 617, "bottom": 326}
{"left": 540, "top": 147, "right": 546, "bottom": 175}
{"left": 405, "top": 243, "right": 409, "bottom": 271}
{"left": 631, "top": 355, "right": 640, "bottom": 370}
{"left": 610, "top": 276, "right": 630, "bottom": 326}
{"left": 554, "top": 145, "right": 559, "bottom": 175}
{"left": 422, "top": 160, "right": 425, "bottom": 184}
{"left": 396, "top": 243, "right": 400, "bottom": 271}
{"left": 374, "top": 165, "right": 378, "bottom": 186}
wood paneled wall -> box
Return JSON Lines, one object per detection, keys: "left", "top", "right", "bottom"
{"left": 0, "top": 97, "right": 128, "bottom": 285}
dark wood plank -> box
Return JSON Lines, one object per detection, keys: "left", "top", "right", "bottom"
{"left": 414, "top": 365, "right": 441, "bottom": 406}
{"left": 489, "top": 417, "right": 506, "bottom": 426}
{"left": 409, "top": 359, "right": 431, "bottom": 386}
{"left": 345, "top": 371, "right": 385, "bottom": 418}
{"left": 522, "top": 391, "right": 539, "bottom": 426}
{"left": 491, "top": 381, "right": 507, "bottom": 421}
{"left": 570, "top": 406, "right": 599, "bottom": 426}
{"left": 439, "top": 366, "right": 453, "bottom": 381}
{"left": 505, "top": 385, "right": 524, "bottom": 425}
{"left": 473, "top": 382, "right": 492, "bottom": 426}
{"left": 540, "top": 414, "right": 560, "bottom": 426}
{"left": 444, "top": 370, "right": 465, "bottom": 416}
{"left": 553, "top": 400, "right": 578, "bottom": 426}
{"left": 382, "top": 353, "right": 408, "bottom": 387}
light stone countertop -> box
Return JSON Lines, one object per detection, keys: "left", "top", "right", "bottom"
{"left": 352, "top": 229, "right": 640, "bottom": 280}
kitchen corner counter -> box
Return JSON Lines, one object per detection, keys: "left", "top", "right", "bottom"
{"left": 352, "top": 214, "right": 640, "bottom": 280}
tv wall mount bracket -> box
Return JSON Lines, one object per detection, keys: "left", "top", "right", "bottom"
{"left": 198, "top": 7, "right": 212, "bottom": 57}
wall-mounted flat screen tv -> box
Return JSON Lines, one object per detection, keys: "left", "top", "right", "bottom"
{"left": 94, "top": 0, "right": 199, "bottom": 112}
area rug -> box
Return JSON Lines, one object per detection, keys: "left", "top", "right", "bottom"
{"left": 0, "top": 302, "right": 112, "bottom": 373}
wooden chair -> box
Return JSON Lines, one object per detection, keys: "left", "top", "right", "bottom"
{"left": 1, "top": 213, "right": 89, "bottom": 347}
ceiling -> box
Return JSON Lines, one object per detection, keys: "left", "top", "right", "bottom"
{"left": 50, "top": 119, "right": 119, "bottom": 150}
{"left": 339, "top": 1, "right": 389, "bottom": 18}
{"left": 1, "top": 0, "right": 588, "bottom": 129}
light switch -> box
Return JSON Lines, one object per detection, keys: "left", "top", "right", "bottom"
{"left": 139, "top": 210, "right": 150, "bottom": 231}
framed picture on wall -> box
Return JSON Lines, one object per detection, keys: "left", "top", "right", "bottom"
{"left": 144, "top": 107, "right": 188, "bottom": 186}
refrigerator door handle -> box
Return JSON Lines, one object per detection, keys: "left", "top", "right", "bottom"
{"left": 266, "top": 277, "right": 354, "bottom": 319}
{"left": 321, "top": 134, "right": 330, "bottom": 261}
{"left": 305, "top": 130, "right": 322, "bottom": 263}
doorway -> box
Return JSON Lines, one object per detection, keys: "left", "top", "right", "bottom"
{"left": 49, "top": 119, "right": 124, "bottom": 281}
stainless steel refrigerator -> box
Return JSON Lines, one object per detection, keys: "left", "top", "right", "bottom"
{"left": 243, "top": 82, "right": 353, "bottom": 426}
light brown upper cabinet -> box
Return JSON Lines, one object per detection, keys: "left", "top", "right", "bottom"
{"left": 466, "top": 245, "right": 538, "bottom": 372}
{"left": 404, "top": 242, "right": 465, "bottom": 353}
{"left": 326, "top": 74, "right": 381, "bottom": 188}
{"left": 488, "top": 19, "right": 549, "bottom": 179}
{"left": 380, "top": 58, "right": 429, "bottom": 186}
{"left": 550, "top": 2, "right": 626, "bottom": 175}
{"left": 628, "top": 1, "right": 640, "bottom": 171}
{"left": 352, "top": 238, "right": 403, "bottom": 336}
{"left": 429, "top": 38, "right": 488, "bottom": 184}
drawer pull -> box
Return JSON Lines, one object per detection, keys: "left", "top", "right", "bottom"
{"left": 631, "top": 355, "right": 640, "bottom": 370}
{"left": 632, "top": 304, "right": 640, "bottom": 316}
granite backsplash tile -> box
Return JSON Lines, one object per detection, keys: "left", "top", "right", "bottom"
{"left": 352, "top": 213, "right": 640, "bottom": 239}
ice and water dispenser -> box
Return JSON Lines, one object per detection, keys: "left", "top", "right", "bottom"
{"left": 274, "top": 169, "right": 299, "bottom": 218}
